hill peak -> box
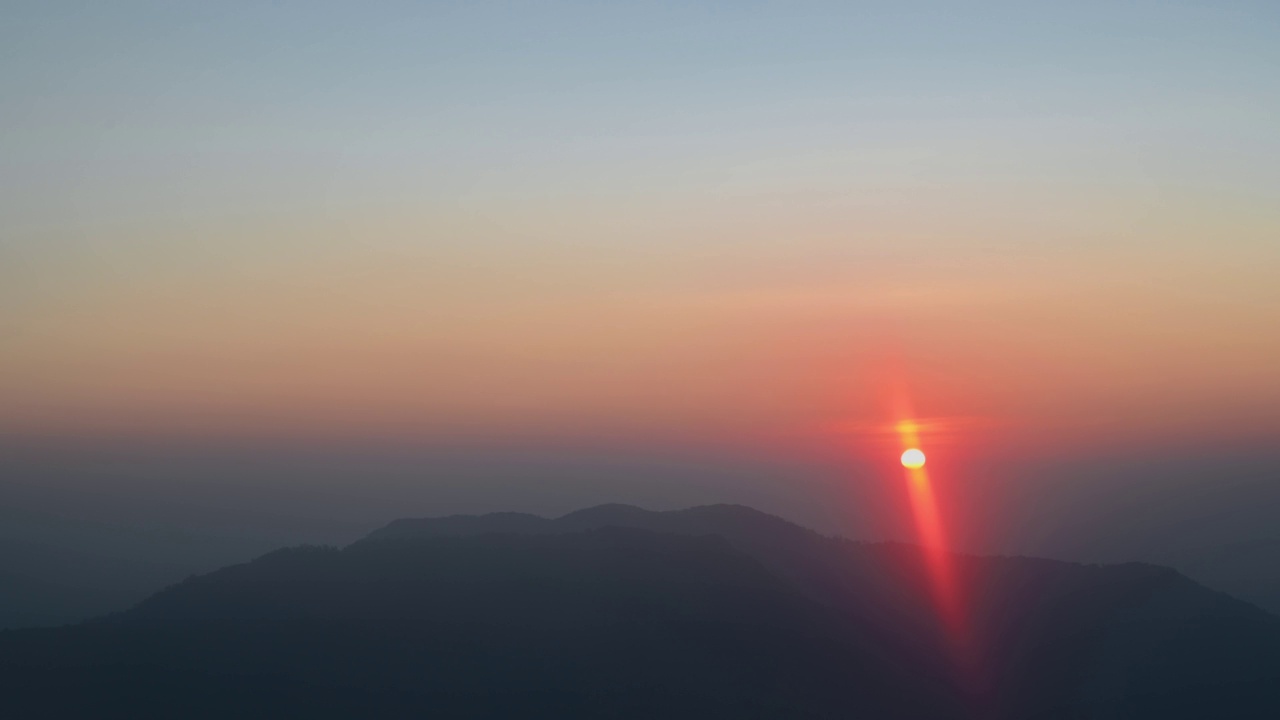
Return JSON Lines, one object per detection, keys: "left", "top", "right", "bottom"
{"left": 361, "top": 502, "right": 821, "bottom": 548}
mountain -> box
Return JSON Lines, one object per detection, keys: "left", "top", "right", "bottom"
{"left": 1157, "top": 538, "right": 1280, "bottom": 616}
{"left": 0, "top": 537, "right": 195, "bottom": 630}
{"left": 0, "top": 521, "right": 345, "bottom": 631}
{"left": 2, "top": 504, "right": 1279, "bottom": 718}
{"left": 0, "top": 528, "right": 962, "bottom": 719}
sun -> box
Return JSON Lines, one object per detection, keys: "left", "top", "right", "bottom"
{"left": 900, "top": 448, "right": 926, "bottom": 469}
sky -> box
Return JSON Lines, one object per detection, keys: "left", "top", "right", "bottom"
{"left": 3, "top": 2, "right": 1280, "bottom": 553}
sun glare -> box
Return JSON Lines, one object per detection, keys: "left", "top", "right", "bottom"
{"left": 901, "top": 448, "right": 926, "bottom": 468}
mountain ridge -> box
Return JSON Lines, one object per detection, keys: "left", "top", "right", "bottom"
{"left": 3, "top": 503, "right": 1279, "bottom": 718}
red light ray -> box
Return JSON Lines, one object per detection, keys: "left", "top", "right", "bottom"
{"left": 892, "top": 413, "right": 975, "bottom": 672}
{"left": 856, "top": 347, "right": 987, "bottom": 706}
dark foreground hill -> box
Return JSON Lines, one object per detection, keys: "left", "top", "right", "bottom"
{"left": 2, "top": 505, "right": 1279, "bottom": 719}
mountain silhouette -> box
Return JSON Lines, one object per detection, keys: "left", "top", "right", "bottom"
{"left": 2, "top": 504, "right": 1279, "bottom": 718}
{"left": 1159, "top": 537, "right": 1280, "bottom": 616}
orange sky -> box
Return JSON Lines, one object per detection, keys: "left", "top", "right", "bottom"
{"left": 5, "top": 188, "right": 1278, "bottom": 456}
{"left": 4, "top": 3, "right": 1279, "bottom": 460}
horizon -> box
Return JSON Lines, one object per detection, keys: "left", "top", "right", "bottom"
{"left": 4, "top": 9, "right": 1280, "bottom": 714}
{"left": 5, "top": 2, "right": 1279, "bottom": 569}
{"left": 5, "top": 6, "right": 1280, "bottom": 714}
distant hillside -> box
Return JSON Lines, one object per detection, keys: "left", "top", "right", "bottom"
{"left": 2, "top": 505, "right": 1279, "bottom": 719}
{"left": 1159, "top": 538, "right": 1280, "bottom": 616}
{"left": 0, "top": 538, "right": 191, "bottom": 630}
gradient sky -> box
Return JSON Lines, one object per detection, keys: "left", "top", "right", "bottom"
{"left": 4, "top": 1, "right": 1279, "bottom": 466}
